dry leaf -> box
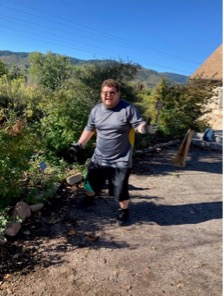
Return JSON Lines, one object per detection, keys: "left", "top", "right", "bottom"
{"left": 177, "top": 282, "right": 185, "bottom": 289}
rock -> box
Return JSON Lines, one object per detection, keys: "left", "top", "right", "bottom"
{"left": 4, "top": 222, "right": 21, "bottom": 237}
{"left": 12, "top": 201, "right": 31, "bottom": 221}
{"left": 66, "top": 174, "right": 82, "bottom": 186}
{"left": 30, "top": 203, "right": 44, "bottom": 212}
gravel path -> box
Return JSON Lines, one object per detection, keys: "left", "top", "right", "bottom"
{"left": 0, "top": 144, "right": 222, "bottom": 296}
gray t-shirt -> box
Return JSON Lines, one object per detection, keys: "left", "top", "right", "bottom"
{"left": 84, "top": 99, "right": 144, "bottom": 168}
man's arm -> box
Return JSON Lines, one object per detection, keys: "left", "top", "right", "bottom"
{"left": 77, "top": 129, "right": 95, "bottom": 146}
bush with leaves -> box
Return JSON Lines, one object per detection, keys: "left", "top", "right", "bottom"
{"left": 158, "top": 78, "right": 215, "bottom": 138}
{"left": 137, "top": 78, "right": 214, "bottom": 139}
{"left": 0, "top": 117, "right": 42, "bottom": 208}
{"left": 38, "top": 87, "right": 93, "bottom": 159}
{"left": 0, "top": 75, "right": 48, "bottom": 124}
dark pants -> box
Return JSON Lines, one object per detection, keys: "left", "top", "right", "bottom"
{"left": 85, "top": 161, "right": 130, "bottom": 202}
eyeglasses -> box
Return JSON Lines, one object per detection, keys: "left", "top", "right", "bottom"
{"left": 101, "top": 91, "right": 116, "bottom": 95}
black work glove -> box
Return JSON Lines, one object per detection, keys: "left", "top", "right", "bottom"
{"left": 64, "top": 143, "right": 84, "bottom": 163}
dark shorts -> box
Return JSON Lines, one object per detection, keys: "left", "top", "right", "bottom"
{"left": 85, "top": 161, "right": 130, "bottom": 202}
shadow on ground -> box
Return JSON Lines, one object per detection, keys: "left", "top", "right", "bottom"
{"left": 133, "top": 145, "right": 222, "bottom": 176}
{"left": 129, "top": 200, "right": 222, "bottom": 226}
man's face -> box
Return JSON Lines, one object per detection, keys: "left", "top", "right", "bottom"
{"left": 101, "top": 86, "right": 120, "bottom": 109}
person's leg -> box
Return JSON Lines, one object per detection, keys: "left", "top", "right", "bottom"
{"left": 111, "top": 168, "right": 131, "bottom": 225}
{"left": 78, "top": 161, "right": 105, "bottom": 208}
{"left": 119, "top": 199, "right": 129, "bottom": 209}
{"left": 85, "top": 161, "right": 106, "bottom": 193}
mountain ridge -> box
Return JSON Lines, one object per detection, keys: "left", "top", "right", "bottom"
{"left": 0, "top": 50, "right": 189, "bottom": 87}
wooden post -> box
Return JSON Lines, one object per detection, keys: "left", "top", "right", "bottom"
{"left": 172, "top": 129, "right": 194, "bottom": 167}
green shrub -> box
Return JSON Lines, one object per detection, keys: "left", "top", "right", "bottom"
{"left": 39, "top": 88, "right": 93, "bottom": 157}
{"left": 0, "top": 119, "right": 42, "bottom": 207}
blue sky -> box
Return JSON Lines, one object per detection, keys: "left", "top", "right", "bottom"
{"left": 0, "top": 0, "right": 222, "bottom": 75}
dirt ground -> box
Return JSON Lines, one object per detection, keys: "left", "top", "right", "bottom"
{"left": 0, "top": 143, "right": 222, "bottom": 296}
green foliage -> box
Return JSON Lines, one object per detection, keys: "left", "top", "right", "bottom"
{"left": 0, "top": 75, "right": 46, "bottom": 123}
{"left": 0, "top": 208, "right": 10, "bottom": 235}
{"left": 8, "top": 64, "right": 24, "bottom": 80}
{"left": 29, "top": 51, "right": 73, "bottom": 90}
{"left": 153, "top": 78, "right": 213, "bottom": 137}
{"left": 133, "top": 77, "right": 214, "bottom": 154}
{"left": 22, "top": 155, "right": 69, "bottom": 205}
{"left": 0, "top": 60, "right": 8, "bottom": 76}
{"left": 39, "top": 87, "right": 92, "bottom": 157}
{"left": 0, "top": 119, "right": 42, "bottom": 207}
{"left": 0, "top": 75, "right": 26, "bottom": 109}
{"left": 75, "top": 60, "right": 140, "bottom": 103}
{"left": 135, "top": 88, "right": 158, "bottom": 121}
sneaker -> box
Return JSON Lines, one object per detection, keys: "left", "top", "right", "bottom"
{"left": 116, "top": 209, "right": 129, "bottom": 226}
{"left": 76, "top": 196, "right": 95, "bottom": 209}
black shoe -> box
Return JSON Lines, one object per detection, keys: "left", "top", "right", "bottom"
{"left": 116, "top": 209, "right": 129, "bottom": 226}
{"left": 76, "top": 196, "right": 95, "bottom": 209}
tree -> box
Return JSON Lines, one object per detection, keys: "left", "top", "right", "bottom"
{"left": 29, "top": 52, "right": 73, "bottom": 90}
{"left": 74, "top": 60, "right": 140, "bottom": 103}
{"left": 155, "top": 78, "right": 214, "bottom": 138}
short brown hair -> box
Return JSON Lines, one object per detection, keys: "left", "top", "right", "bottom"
{"left": 101, "top": 79, "right": 120, "bottom": 92}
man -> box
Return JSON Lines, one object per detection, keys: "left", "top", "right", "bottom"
{"left": 67, "top": 79, "right": 157, "bottom": 226}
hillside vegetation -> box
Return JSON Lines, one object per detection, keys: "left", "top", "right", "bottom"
{"left": 0, "top": 50, "right": 188, "bottom": 89}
